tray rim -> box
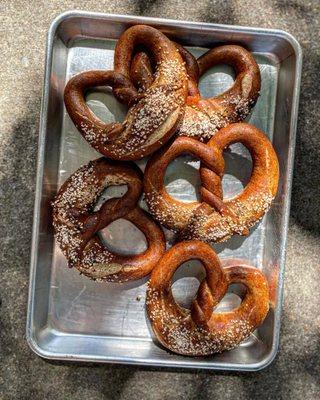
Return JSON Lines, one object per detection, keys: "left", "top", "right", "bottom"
{"left": 26, "top": 10, "right": 302, "bottom": 371}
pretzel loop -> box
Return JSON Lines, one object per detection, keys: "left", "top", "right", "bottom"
{"left": 144, "top": 123, "right": 279, "bottom": 242}
{"left": 53, "top": 158, "right": 166, "bottom": 282}
{"left": 144, "top": 135, "right": 225, "bottom": 231}
{"left": 146, "top": 241, "right": 269, "bottom": 356}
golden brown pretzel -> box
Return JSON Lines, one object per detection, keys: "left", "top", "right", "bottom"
{"left": 146, "top": 241, "right": 269, "bottom": 356}
{"left": 52, "top": 158, "right": 165, "bottom": 282}
{"left": 64, "top": 25, "right": 188, "bottom": 161}
{"left": 144, "top": 123, "right": 279, "bottom": 242}
{"left": 131, "top": 44, "right": 261, "bottom": 141}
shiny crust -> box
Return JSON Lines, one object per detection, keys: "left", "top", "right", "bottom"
{"left": 144, "top": 123, "right": 279, "bottom": 242}
{"left": 52, "top": 158, "right": 165, "bottom": 282}
{"left": 131, "top": 41, "right": 200, "bottom": 95}
{"left": 146, "top": 241, "right": 269, "bottom": 356}
{"left": 131, "top": 43, "right": 261, "bottom": 141}
{"left": 174, "top": 42, "right": 200, "bottom": 96}
{"left": 130, "top": 51, "right": 154, "bottom": 91}
{"left": 64, "top": 25, "right": 188, "bottom": 161}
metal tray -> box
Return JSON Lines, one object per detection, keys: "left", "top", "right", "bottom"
{"left": 26, "top": 11, "right": 302, "bottom": 371}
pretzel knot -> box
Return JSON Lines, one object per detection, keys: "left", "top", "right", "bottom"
{"left": 64, "top": 25, "right": 188, "bottom": 161}
{"left": 131, "top": 44, "right": 261, "bottom": 142}
{"left": 146, "top": 241, "right": 269, "bottom": 356}
{"left": 52, "top": 158, "right": 165, "bottom": 282}
{"left": 144, "top": 122, "right": 279, "bottom": 242}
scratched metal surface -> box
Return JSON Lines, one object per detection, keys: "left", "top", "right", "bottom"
{"left": 27, "top": 13, "right": 301, "bottom": 370}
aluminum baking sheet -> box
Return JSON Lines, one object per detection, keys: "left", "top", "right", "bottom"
{"left": 27, "top": 11, "right": 302, "bottom": 371}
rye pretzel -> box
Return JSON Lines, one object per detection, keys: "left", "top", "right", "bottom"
{"left": 131, "top": 43, "right": 261, "bottom": 141}
{"left": 144, "top": 123, "right": 279, "bottom": 242}
{"left": 64, "top": 25, "right": 188, "bottom": 161}
{"left": 146, "top": 241, "right": 269, "bottom": 356}
{"left": 52, "top": 158, "right": 165, "bottom": 282}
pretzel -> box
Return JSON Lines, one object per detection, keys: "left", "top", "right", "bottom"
{"left": 64, "top": 25, "right": 188, "bottom": 161}
{"left": 146, "top": 241, "right": 269, "bottom": 356}
{"left": 144, "top": 123, "right": 279, "bottom": 242}
{"left": 52, "top": 158, "right": 165, "bottom": 282}
{"left": 131, "top": 43, "right": 260, "bottom": 141}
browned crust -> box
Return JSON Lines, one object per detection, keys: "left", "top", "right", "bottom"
{"left": 52, "top": 157, "right": 165, "bottom": 282}
{"left": 130, "top": 41, "right": 200, "bottom": 96}
{"left": 146, "top": 241, "right": 269, "bottom": 356}
{"left": 144, "top": 122, "right": 279, "bottom": 242}
{"left": 131, "top": 43, "right": 261, "bottom": 142}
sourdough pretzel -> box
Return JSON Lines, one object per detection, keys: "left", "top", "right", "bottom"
{"left": 131, "top": 43, "right": 261, "bottom": 141}
{"left": 144, "top": 123, "right": 279, "bottom": 242}
{"left": 52, "top": 158, "right": 165, "bottom": 282}
{"left": 64, "top": 25, "right": 188, "bottom": 160}
{"left": 146, "top": 241, "right": 269, "bottom": 356}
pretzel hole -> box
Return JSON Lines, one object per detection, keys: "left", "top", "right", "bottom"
{"left": 98, "top": 220, "right": 147, "bottom": 255}
{"left": 199, "top": 65, "right": 235, "bottom": 99}
{"left": 94, "top": 185, "right": 147, "bottom": 255}
{"left": 165, "top": 155, "right": 201, "bottom": 202}
{"left": 86, "top": 89, "right": 127, "bottom": 124}
{"left": 222, "top": 144, "right": 252, "bottom": 199}
{"left": 171, "top": 260, "right": 206, "bottom": 308}
{"left": 214, "top": 283, "right": 247, "bottom": 313}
